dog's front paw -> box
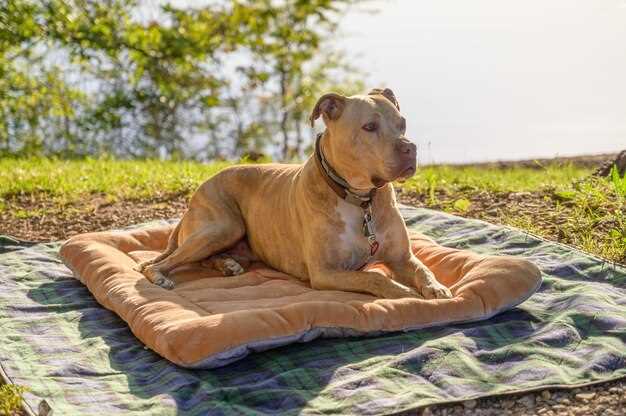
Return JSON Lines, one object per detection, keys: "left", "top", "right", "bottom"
{"left": 419, "top": 281, "right": 452, "bottom": 299}
{"left": 381, "top": 281, "right": 424, "bottom": 299}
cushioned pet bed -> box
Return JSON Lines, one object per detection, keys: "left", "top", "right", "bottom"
{"left": 1, "top": 206, "right": 625, "bottom": 415}
{"left": 58, "top": 207, "right": 542, "bottom": 369}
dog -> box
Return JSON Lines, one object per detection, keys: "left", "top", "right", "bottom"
{"left": 137, "top": 88, "right": 452, "bottom": 300}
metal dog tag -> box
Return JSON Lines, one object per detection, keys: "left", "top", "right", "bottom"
{"left": 362, "top": 212, "right": 375, "bottom": 238}
{"left": 362, "top": 206, "right": 379, "bottom": 256}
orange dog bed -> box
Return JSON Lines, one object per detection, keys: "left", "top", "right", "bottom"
{"left": 60, "top": 223, "right": 541, "bottom": 368}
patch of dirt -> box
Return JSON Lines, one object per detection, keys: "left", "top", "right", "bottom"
{"left": 398, "top": 188, "right": 558, "bottom": 229}
{"left": 0, "top": 194, "right": 189, "bottom": 241}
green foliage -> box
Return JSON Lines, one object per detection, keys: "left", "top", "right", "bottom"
{"left": 0, "top": 384, "right": 28, "bottom": 416}
{"left": 452, "top": 198, "right": 471, "bottom": 213}
{"left": 553, "top": 189, "right": 576, "bottom": 201}
{"left": 545, "top": 178, "right": 624, "bottom": 262}
{"left": 238, "top": 0, "right": 364, "bottom": 159}
{"left": 610, "top": 165, "right": 626, "bottom": 198}
{"left": 0, "top": 0, "right": 365, "bottom": 159}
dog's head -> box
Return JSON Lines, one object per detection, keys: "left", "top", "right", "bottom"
{"left": 310, "top": 88, "right": 416, "bottom": 190}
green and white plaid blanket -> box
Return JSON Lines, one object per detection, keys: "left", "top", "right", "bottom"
{"left": 1, "top": 207, "right": 625, "bottom": 415}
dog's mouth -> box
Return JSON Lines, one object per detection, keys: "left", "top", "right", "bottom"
{"left": 400, "top": 165, "right": 416, "bottom": 178}
{"left": 394, "top": 164, "right": 417, "bottom": 183}
{"left": 373, "top": 165, "right": 416, "bottom": 186}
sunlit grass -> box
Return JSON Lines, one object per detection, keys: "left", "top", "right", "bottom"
{"left": 402, "top": 163, "right": 592, "bottom": 194}
{"left": 500, "top": 180, "right": 625, "bottom": 262}
{"left": 405, "top": 171, "right": 625, "bottom": 263}
{"left": 0, "top": 384, "right": 27, "bottom": 416}
{"left": 0, "top": 157, "right": 232, "bottom": 203}
{"left": 1, "top": 158, "right": 592, "bottom": 203}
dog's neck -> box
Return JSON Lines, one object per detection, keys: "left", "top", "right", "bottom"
{"left": 314, "top": 132, "right": 377, "bottom": 208}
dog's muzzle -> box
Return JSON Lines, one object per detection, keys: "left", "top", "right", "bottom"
{"left": 395, "top": 139, "right": 417, "bottom": 179}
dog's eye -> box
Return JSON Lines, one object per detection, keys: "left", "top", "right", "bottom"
{"left": 362, "top": 122, "right": 378, "bottom": 132}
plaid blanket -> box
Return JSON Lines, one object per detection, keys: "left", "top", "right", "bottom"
{"left": 1, "top": 206, "right": 625, "bottom": 415}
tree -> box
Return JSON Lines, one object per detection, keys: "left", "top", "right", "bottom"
{"left": 237, "top": 0, "right": 365, "bottom": 160}
{"left": 0, "top": 0, "right": 367, "bottom": 160}
{"left": 0, "top": 0, "right": 85, "bottom": 156}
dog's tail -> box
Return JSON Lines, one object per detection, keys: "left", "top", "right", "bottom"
{"left": 136, "top": 220, "right": 181, "bottom": 271}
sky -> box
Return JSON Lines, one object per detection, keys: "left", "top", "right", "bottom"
{"left": 339, "top": 0, "right": 626, "bottom": 163}
{"left": 147, "top": 0, "right": 626, "bottom": 163}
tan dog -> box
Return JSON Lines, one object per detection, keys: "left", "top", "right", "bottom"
{"left": 137, "top": 88, "right": 452, "bottom": 300}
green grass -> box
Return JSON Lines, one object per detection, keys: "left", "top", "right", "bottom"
{"left": 402, "top": 163, "right": 624, "bottom": 263}
{"left": 0, "top": 158, "right": 232, "bottom": 203}
{"left": 611, "top": 165, "right": 626, "bottom": 197}
{"left": 0, "top": 158, "right": 591, "bottom": 204}
{"left": 501, "top": 178, "right": 625, "bottom": 262}
{"left": 0, "top": 384, "right": 27, "bottom": 416}
{"left": 402, "top": 163, "right": 592, "bottom": 194}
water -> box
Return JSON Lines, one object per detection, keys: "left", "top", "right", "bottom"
{"left": 339, "top": 0, "right": 626, "bottom": 163}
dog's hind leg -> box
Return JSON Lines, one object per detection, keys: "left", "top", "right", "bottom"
{"left": 142, "top": 208, "right": 246, "bottom": 289}
{"left": 135, "top": 220, "right": 182, "bottom": 273}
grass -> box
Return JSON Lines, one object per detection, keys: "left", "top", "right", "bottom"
{"left": 0, "top": 384, "right": 27, "bottom": 416}
{"left": 0, "top": 157, "right": 624, "bottom": 263}
{"left": 611, "top": 164, "right": 626, "bottom": 197}
{"left": 0, "top": 158, "right": 232, "bottom": 204}
{"left": 401, "top": 163, "right": 624, "bottom": 263}
{"left": 0, "top": 158, "right": 591, "bottom": 203}
{"left": 501, "top": 178, "right": 625, "bottom": 262}
{"left": 402, "top": 163, "right": 592, "bottom": 194}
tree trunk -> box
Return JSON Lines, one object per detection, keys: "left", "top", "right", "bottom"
{"left": 279, "top": 70, "right": 290, "bottom": 160}
{"left": 293, "top": 112, "right": 303, "bottom": 159}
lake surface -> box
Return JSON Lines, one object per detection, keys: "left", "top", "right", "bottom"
{"left": 339, "top": 0, "right": 626, "bottom": 163}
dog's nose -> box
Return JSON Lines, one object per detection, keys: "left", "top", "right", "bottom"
{"left": 396, "top": 139, "right": 416, "bottom": 156}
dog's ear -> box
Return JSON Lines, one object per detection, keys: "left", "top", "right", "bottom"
{"left": 309, "top": 93, "right": 346, "bottom": 127}
{"left": 368, "top": 87, "right": 400, "bottom": 111}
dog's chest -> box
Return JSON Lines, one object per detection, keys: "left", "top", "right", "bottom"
{"left": 335, "top": 201, "right": 383, "bottom": 269}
